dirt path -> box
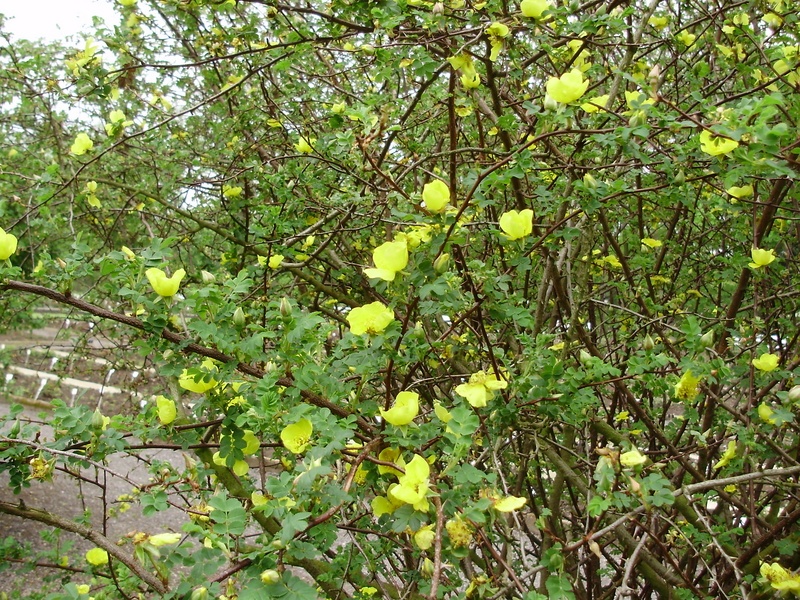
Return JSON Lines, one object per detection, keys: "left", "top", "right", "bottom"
{"left": 0, "top": 322, "right": 185, "bottom": 596}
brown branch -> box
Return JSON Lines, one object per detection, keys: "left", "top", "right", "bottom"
{"left": 0, "top": 500, "right": 167, "bottom": 594}
{"left": 0, "top": 280, "right": 374, "bottom": 435}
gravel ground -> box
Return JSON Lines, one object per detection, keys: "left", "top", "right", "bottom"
{"left": 0, "top": 323, "right": 186, "bottom": 597}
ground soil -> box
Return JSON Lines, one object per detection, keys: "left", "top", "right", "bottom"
{"left": 0, "top": 318, "right": 185, "bottom": 597}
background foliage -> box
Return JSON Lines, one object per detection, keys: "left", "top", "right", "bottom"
{"left": 1, "top": 0, "right": 800, "bottom": 598}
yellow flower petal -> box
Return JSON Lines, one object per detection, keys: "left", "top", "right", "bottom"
{"left": 145, "top": 267, "right": 185, "bottom": 297}
{"left": 85, "top": 547, "right": 109, "bottom": 566}
{"left": 294, "top": 137, "right": 315, "bottom": 154}
{"left": 499, "top": 209, "right": 534, "bottom": 240}
{"left": 268, "top": 254, "right": 284, "bottom": 269}
{"left": 620, "top": 448, "right": 647, "bottom": 467}
{"left": 347, "top": 302, "right": 395, "bottom": 335}
{"left": 179, "top": 368, "right": 218, "bottom": 394}
{"left": 726, "top": 185, "right": 753, "bottom": 199}
{"left": 414, "top": 525, "right": 435, "bottom": 550}
{"left": 281, "top": 418, "right": 313, "bottom": 454}
{"left": 380, "top": 391, "right": 420, "bottom": 426}
{"left": 365, "top": 240, "right": 408, "bottom": 281}
{"left": 581, "top": 94, "right": 609, "bottom": 113}
{"left": 752, "top": 352, "right": 779, "bottom": 372}
{"left": 698, "top": 130, "right": 738, "bottom": 156}
{"left": 493, "top": 495, "right": 527, "bottom": 512}
{"left": 546, "top": 69, "right": 589, "bottom": 104}
{"left": 71, "top": 133, "right": 94, "bottom": 156}
{"left": 422, "top": 179, "right": 451, "bottom": 213}
{"left": 148, "top": 532, "right": 181, "bottom": 547}
{"left": 713, "top": 440, "right": 737, "bottom": 469}
{"left": 749, "top": 247, "right": 776, "bottom": 269}
{"left": 242, "top": 429, "right": 260, "bottom": 455}
{"left": 0, "top": 227, "right": 18, "bottom": 260}
{"left": 156, "top": 396, "right": 177, "bottom": 425}
{"left": 520, "top": 0, "right": 552, "bottom": 19}
{"left": 674, "top": 370, "right": 701, "bottom": 401}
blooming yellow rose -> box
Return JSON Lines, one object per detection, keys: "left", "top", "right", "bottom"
{"left": 294, "top": 136, "right": 315, "bottom": 154}
{"left": 422, "top": 179, "right": 450, "bottom": 213}
{"left": 145, "top": 267, "right": 185, "bottom": 297}
{"left": 581, "top": 94, "right": 609, "bottom": 113}
{"left": 749, "top": 247, "right": 776, "bottom": 269}
{"left": 379, "top": 391, "right": 419, "bottom": 426}
{"left": 546, "top": 69, "right": 589, "bottom": 104}
{"left": 71, "top": 133, "right": 94, "bottom": 155}
{"left": 85, "top": 547, "right": 109, "bottom": 566}
{"left": 347, "top": 301, "right": 395, "bottom": 335}
{"left": 455, "top": 370, "right": 508, "bottom": 407}
{"left": 620, "top": 448, "right": 647, "bottom": 467}
{"left": 752, "top": 352, "right": 779, "bottom": 372}
{"left": 156, "top": 395, "right": 177, "bottom": 425}
{"left": 674, "top": 370, "right": 701, "bottom": 401}
{"left": 364, "top": 240, "right": 408, "bottom": 281}
{"left": 281, "top": 418, "right": 313, "bottom": 454}
{"left": 698, "top": 130, "right": 738, "bottom": 156}
{"left": 520, "top": 0, "right": 551, "bottom": 19}
{"left": 0, "top": 227, "right": 18, "bottom": 260}
{"left": 499, "top": 209, "right": 534, "bottom": 240}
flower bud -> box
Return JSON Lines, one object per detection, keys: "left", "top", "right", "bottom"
{"left": 583, "top": 173, "right": 598, "bottom": 190}
{"left": 579, "top": 349, "right": 593, "bottom": 365}
{"left": 421, "top": 558, "right": 435, "bottom": 578}
{"left": 788, "top": 385, "right": 800, "bottom": 402}
{"left": 190, "top": 587, "right": 209, "bottom": 600}
{"left": 201, "top": 270, "right": 216, "bottom": 283}
{"left": 279, "top": 297, "right": 292, "bottom": 317}
{"left": 260, "top": 569, "right": 281, "bottom": 584}
{"left": 628, "top": 109, "right": 647, "bottom": 127}
{"left": 543, "top": 94, "right": 558, "bottom": 111}
{"left": 700, "top": 330, "right": 714, "bottom": 348}
{"left": 233, "top": 306, "right": 246, "bottom": 328}
{"left": 588, "top": 540, "right": 602, "bottom": 559}
{"left": 432, "top": 2, "right": 444, "bottom": 14}
{"left": 91, "top": 410, "right": 106, "bottom": 431}
{"left": 642, "top": 334, "right": 655, "bottom": 351}
{"left": 433, "top": 253, "right": 450, "bottom": 274}
{"left": 674, "top": 170, "right": 686, "bottom": 185}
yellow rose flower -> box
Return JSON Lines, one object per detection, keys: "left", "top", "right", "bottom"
{"left": 749, "top": 247, "right": 776, "bottom": 269}
{"left": 0, "top": 227, "right": 18, "bottom": 260}
{"left": 752, "top": 352, "right": 779, "bottom": 372}
{"left": 492, "top": 495, "right": 527, "bottom": 512}
{"left": 499, "top": 209, "right": 534, "bottom": 240}
{"left": 156, "top": 396, "right": 177, "bottom": 425}
{"left": 85, "top": 547, "right": 109, "bottom": 566}
{"left": 620, "top": 448, "right": 647, "bottom": 467}
{"left": 581, "top": 94, "right": 609, "bottom": 113}
{"left": 674, "top": 370, "right": 701, "bottom": 401}
{"left": 698, "top": 130, "right": 738, "bottom": 156}
{"left": 364, "top": 240, "right": 409, "bottom": 281}
{"left": 389, "top": 454, "right": 430, "bottom": 511}
{"left": 281, "top": 418, "right": 313, "bottom": 454}
{"left": 347, "top": 301, "right": 395, "bottom": 335}
{"left": 455, "top": 370, "right": 508, "bottom": 408}
{"left": 422, "top": 179, "right": 451, "bottom": 213}
{"left": 546, "top": 69, "right": 589, "bottom": 104}
{"left": 379, "top": 391, "right": 420, "bottom": 426}
{"left": 145, "top": 267, "right": 185, "bottom": 297}
{"left": 520, "top": 0, "right": 551, "bottom": 19}
{"left": 71, "top": 133, "right": 94, "bottom": 155}
{"left": 294, "top": 136, "right": 315, "bottom": 154}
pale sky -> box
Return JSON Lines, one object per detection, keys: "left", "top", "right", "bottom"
{"left": 1, "top": 0, "right": 118, "bottom": 42}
